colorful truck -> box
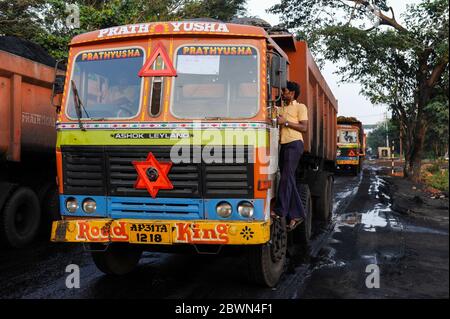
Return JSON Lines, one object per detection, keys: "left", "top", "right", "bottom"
{"left": 0, "top": 37, "right": 63, "bottom": 248}
{"left": 336, "top": 116, "right": 365, "bottom": 175}
{"left": 50, "top": 21, "right": 337, "bottom": 287}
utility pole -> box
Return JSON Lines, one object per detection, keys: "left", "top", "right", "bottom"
{"left": 391, "top": 140, "right": 395, "bottom": 175}
{"left": 385, "top": 112, "right": 390, "bottom": 148}
{"left": 399, "top": 118, "right": 404, "bottom": 160}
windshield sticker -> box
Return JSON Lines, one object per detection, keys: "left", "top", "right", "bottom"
{"left": 179, "top": 46, "right": 256, "bottom": 56}
{"left": 78, "top": 48, "right": 143, "bottom": 62}
{"left": 177, "top": 55, "right": 220, "bottom": 75}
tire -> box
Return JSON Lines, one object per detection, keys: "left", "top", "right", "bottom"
{"left": 313, "top": 174, "right": 331, "bottom": 224}
{"left": 246, "top": 217, "right": 287, "bottom": 287}
{"left": 327, "top": 176, "right": 334, "bottom": 222}
{"left": 288, "top": 183, "right": 312, "bottom": 260}
{"left": 91, "top": 243, "right": 142, "bottom": 275}
{"left": 40, "top": 186, "right": 61, "bottom": 236}
{"left": 0, "top": 187, "right": 41, "bottom": 248}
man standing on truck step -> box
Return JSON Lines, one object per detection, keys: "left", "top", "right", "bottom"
{"left": 271, "top": 81, "right": 309, "bottom": 231}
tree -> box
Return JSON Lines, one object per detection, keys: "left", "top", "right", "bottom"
{"left": 366, "top": 119, "right": 400, "bottom": 156}
{"left": 423, "top": 96, "right": 449, "bottom": 159}
{"left": 0, "top": 0, "right": 247, "bottom": 59}
{"left": 270, "top": 0, "right": 449, "bottom": 181}
{"left": 182, "top": 0, "right": 246, "bottom": 21}
{"left": 0, "top": 0, "right": 48, "bottom": 39}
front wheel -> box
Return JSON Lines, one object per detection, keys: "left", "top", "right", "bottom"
{"left": 246, "top": 217, "right": 287, "bottom": 287}
{"left": 91, "top": 244, "right": 142, "bottom": 275}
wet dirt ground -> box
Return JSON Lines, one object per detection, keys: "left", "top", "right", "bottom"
{"left": 0, "top": 162, "right": 448, "bottom": 299}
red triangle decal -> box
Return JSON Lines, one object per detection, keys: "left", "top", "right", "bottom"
{"left": 138, "top": 42, "right": 177, "bottom": 77}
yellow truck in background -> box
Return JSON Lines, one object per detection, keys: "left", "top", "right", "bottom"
{"left": 336, "top": 116, "right": 365, "bottom": 175}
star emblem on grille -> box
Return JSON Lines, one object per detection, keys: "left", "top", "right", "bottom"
{"left": 132, "top": 153, "right": 173, "bottom": 198}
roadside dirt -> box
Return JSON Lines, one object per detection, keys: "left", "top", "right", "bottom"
{"left": 385, "top": 175, "right": 449, "bottom": 230}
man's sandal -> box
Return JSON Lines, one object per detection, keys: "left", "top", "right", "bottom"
{"left": 287, "top": 218, "right": 304, "bottom": 232}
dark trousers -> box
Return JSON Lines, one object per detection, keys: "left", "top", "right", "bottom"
{"left": 274, "top": 140, "right": 305, "bottom": 220}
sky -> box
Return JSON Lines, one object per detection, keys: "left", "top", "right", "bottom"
{"left": 246, "top": 0, "right": 422, "bottom": 125}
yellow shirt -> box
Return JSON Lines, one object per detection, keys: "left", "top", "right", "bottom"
{"left": 278, "top": 100, "right": 308, "bottom": 144}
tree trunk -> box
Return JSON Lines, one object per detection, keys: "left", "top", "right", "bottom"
{"left": 405, "top": 119, "right": 427, "bottom": 182}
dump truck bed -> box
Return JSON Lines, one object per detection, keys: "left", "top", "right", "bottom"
{"left": 271, "top": 36, "right": 338, "bottom": 162}
{"left": 0, "top": 44, "right": 58, "bottom": 161}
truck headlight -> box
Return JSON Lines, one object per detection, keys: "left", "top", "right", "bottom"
{"left": 216, "top": 202, "right": 232, "bottom": 218}
{"left": 82, "top": 199, "right": 97, "bottom": 214}
{"left": 66, "top": 198, "right": 78, "bottom": 213}
{"left": 238, "top": 201, "right": 254, "bottom": 218}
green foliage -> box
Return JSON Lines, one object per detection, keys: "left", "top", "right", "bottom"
{"left": 425, "top": 169, "right": 449, "bottom": 192}
{"left": 367, "top": 119, "right": 400, "bottom": 154}
{"left": 0, "top": 0, "right": 247, "bottom": 59}
{"left": 181, "top": 0, "right": 246, "bottom": 21}
{"left": 424, "top": 96, "right": 449, "bottom": 158}
{"left": 426, "top": 161, "right": 441, "bottom": 174}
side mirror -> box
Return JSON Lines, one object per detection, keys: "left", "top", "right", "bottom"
{"left": 52, "top": 75, "right": 65, "bottom": 95}
{"left": 270, "top": 55, "right": 287, "bottom": 89}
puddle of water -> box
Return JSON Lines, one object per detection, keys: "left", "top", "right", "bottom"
{"left": 369, "top": 174, "right": 391, "bottom": 200}
{"left": 360, "top": 205, "right": 403, "bottom": 232}
{"left": 333, "top": 174, "right": 363, "bottom": 213}
{"left": 335, "top": 208, "right": 402, "bottom": 233}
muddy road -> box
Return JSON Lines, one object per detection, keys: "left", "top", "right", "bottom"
{"left": 0, "top": 163, "right": 448, "bottom": 299}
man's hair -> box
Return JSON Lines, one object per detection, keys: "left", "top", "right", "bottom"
{"left": 286, "top": 81, "right": 300, "bottom": 99}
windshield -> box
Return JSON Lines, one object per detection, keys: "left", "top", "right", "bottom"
{"left": 171, "top": 45, "right": 259, "bottom": 119}
{"left": 66, "top": 48, "right": 144, "bottom": 119}
{"left": 338, "top": 129, "right": 359, "bottom": 144}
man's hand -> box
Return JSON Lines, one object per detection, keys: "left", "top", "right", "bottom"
{"left": 277, "top": 115, "right": 287, "bottom": 125}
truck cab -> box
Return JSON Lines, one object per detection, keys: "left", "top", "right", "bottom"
{"left": 336, "top": 117, "right": 365, "bottom": 175}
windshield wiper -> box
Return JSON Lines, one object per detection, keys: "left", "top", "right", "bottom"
{"left": 71, "top": 80, "right": 90, "bottom": 131}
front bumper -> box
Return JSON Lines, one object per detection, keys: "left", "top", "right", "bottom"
{"left": 336, "top": 157, "right": 359, "bottom": 165}
{"left": 51, "top": 219, "right": 270, "bottom": 245}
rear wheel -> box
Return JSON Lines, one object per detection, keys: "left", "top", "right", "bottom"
{"left": 327, "top": 176, "right": 334, "bottom": 222}
{"left": 313, "top": 174, "right": 331, "bottom": 225}
{"left": 91, "top": 244, "right": 142, "bottom": 275}
{"left": 0, "top": 187, "right": 41, "bottom": 248}
{"left": 246, "top": 217, "right": 287, "bottom": 287}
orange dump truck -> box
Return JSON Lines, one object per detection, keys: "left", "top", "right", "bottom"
{"left": 49, "top": 22, "right": 337, "bottom": 287}
{"left": 0, "top": 37, "right": 63, "bottom": 248}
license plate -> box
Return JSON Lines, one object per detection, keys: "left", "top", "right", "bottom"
{"left": 128, "top": 223, "right": 172, "bottom": 244}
